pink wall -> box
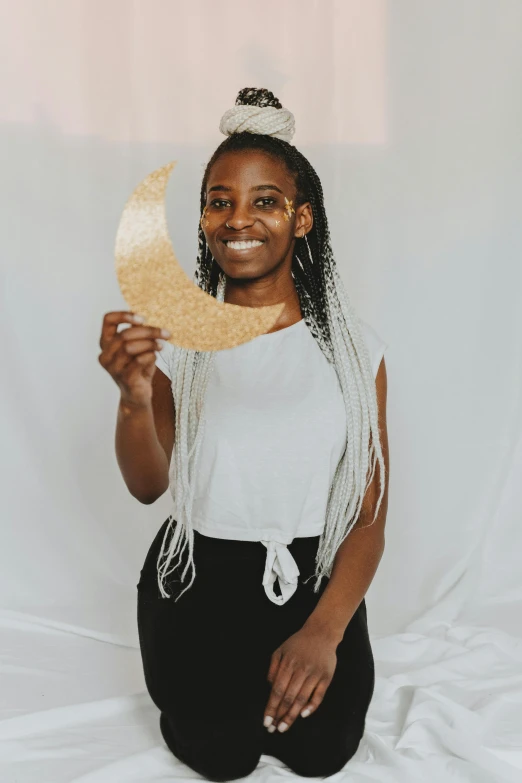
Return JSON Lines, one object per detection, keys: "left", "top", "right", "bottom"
{"left": 1, "top": 0, "right": 387, "bottom": 145}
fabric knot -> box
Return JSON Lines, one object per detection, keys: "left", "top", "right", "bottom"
{"left": 260, "top": 540, "right": 300, "bottom": 605}
{"left": 219, "top": 105, "right": 295, "bottom": 143}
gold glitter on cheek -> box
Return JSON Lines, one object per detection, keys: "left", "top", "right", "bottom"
{"left": 114, "top": 161, "right": 284, "bottom": 351}
{"left": 283, "top": 196, "right": 295, "bottom": 222}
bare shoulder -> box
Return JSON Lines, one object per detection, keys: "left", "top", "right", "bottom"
{"left": 151, "top": 367, "right": 176, "bottom": 462}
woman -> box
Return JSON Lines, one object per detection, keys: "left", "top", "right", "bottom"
{"left": 99, "top": 87, "right": 389, "bottom": 780}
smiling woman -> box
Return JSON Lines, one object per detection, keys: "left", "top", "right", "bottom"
{"left": 134, "top": 86, "right": 390, "bottom": 781}
{"left": 203, "top": 151, "right": 309, "bottom": 288}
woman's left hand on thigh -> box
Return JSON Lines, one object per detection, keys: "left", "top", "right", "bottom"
{"left": 263, "top": 626, "right": 338, "bottom": 733}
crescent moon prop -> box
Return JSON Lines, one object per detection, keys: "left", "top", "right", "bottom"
{"left": 114, "top": 161, "right": 285, "bottom": 351}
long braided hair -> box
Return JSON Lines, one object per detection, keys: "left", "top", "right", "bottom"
{"left": 156, "top": 87, "right": 386, "bottom": 600}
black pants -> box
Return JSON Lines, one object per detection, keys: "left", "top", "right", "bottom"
{"left": 137, "top": 518, "right": 375, "bottom": 781}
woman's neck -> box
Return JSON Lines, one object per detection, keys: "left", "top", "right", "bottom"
{"left": 223, "top": 272, "right": 302, "bottom": 330}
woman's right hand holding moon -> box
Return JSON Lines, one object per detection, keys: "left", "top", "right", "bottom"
{"left": 98, "top": 311, "right": 171, "bottom": 408}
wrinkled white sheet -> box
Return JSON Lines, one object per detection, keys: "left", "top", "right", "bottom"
{"left": 2, "top": 603, "right": 521, "bottom": 782}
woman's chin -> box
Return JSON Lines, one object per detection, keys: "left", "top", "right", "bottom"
{"left": 216, "top": 259, "right": 263, "bottom": 280}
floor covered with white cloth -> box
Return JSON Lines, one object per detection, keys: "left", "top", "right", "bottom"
{"left": 2, "top": 599, "right": 521, "bottom": 783}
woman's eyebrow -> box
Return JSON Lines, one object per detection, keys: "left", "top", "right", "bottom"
{"left": 252, "top": 185, "right": 283, "bottom": 193}
{"left": 207, "top": 184, "right": 283, "bottom": 194}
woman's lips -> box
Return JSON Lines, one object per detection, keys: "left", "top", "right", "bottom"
{"left": 224, "top": 239, "right": 264, "bottom": 250}
{"left": 221, "top": 239, "right": 265, "bottom": 256}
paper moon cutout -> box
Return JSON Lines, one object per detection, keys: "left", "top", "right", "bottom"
{"left": 114, "top": 161, "right": 285, "bottom": 351}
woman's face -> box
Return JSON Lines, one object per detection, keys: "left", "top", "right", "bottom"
{"left": 202, "top": 149, "right": 312, "bottom": 280}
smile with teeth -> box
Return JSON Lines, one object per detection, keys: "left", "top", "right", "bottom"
{"left": 224, "top": 240, "right": 264, "bottom": 250}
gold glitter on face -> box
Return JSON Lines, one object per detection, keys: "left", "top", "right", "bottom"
{"left": 283, "top": 196, "right": 295, "bottom": 222}
{"left": 114, "top": 161, "right": 284, "bottom": 351}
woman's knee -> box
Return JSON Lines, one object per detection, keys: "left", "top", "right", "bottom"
{"left": 285, "top": 732, "right": 363, "bottom": 778}
{"left": 287, "top": 755, "right": 353, "bottom": 779}
{"left": 190, "top": 750, "right": 261, "bottom": 782}
{"left": 160, "top": 715, "right": 262, "bottom": 782}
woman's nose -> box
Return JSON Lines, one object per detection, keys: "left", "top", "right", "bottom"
{"left": 224, "top": 204, "right": 255, "bottom": 229}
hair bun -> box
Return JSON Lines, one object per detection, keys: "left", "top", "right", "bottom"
{"left": 234, "top": 87, "right": 282, "bottom": 109}
{"left": 219, "top": 87, "right": 295, "bottom": 143}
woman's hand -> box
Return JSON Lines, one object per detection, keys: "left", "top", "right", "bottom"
{"left": 263, "top": 625, "right": 338, "bottom": 733}
{"left": 98, "top": 311, "right": 171, "bottom": 407}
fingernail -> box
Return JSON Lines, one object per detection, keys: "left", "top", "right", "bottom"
{"left": 263, "top": 716, "right": 273, "bottom": 727}
{"left": 267, "top": 725, "right": 276, "bottom": 733}
{"left": 277, "top": 722, "right": 288, "bottom": 733}
{"left": 301, "top": 708, "right": 311, "bottom": 718}
{"left": 160, "top": 329, "right": 171, "bottom": 338}
{"left": 156, "top": 339, "right": 165, "bottom": 349}
{"left": 132, "top": 314, "right": 145, "bottom": 323}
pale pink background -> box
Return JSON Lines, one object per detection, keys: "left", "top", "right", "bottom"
{"left": 2, "top": 0, "right": 387, "bottom": 145}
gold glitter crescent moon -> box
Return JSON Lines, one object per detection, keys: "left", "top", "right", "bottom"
{"left": 114, "top": 161, "right": 285, "bottom": 351}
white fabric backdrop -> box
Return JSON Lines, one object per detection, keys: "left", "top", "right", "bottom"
{"left": 2, "top": 1, "right": 521, "bottom": 781}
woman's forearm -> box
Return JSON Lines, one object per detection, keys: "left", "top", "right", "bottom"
{"left": 115, "top": 397, "right": 169, "bottom": 504}
{"left": 302, "top": 522, "right": 385, "bottom": 645}
{"left": 305, "top": 357, "right": 390, "bottom": 644}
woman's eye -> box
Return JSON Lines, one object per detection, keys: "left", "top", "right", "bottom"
{"left": 208, "top": 197, "right": 276, "bottom": 209}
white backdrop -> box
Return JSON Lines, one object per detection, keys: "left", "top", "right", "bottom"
{"left": 2, "top": 1, "right": 522, "bottom": 781}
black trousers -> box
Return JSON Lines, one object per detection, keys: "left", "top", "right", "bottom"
{"left": 137, "top": 518, "right": 375, "bottom": 781}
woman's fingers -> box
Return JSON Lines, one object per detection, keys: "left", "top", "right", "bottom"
{"left": 273, "top": 668, "right": 309, "bottom": 724}
{"left": 98, "top": 311, "right": 173, "bottom": 406}
{"left": 99, "top": 311, "right": 170, "bottom": 374}
{"left": 273, "top": 673, "right": 319, "bottom": 732}
{"left": 264, "top": 654, "right": 294, "bottom": 730}
{"left": 266, "top": 648, "right": 282, "bottom": 685}
{"left": 114, "top": 338, "right": 163, "bottom": 374}
{"left": 265, "top": 668, "right": 332, "bottom": 733}
{"left": 299, "top": 677, "right": 331, "bottom": 719}
{"left": 99, "top": 311, "right": 144, "bottom": 351}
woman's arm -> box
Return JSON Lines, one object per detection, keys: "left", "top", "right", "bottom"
{"left": 115, "top": 368, "right": 175, "bottom": 504}
{"left": 303, "top": 356, "right": 389, "bottom": 643}
{"left": 262, "top": 358, "right": 389, "bottom": 733}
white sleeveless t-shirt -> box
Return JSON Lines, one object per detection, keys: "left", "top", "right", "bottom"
{"left": 155, "top": 318, "right": 388, "bottom": 606}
